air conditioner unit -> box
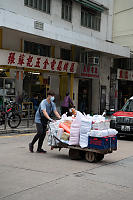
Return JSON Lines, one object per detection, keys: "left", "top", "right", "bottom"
{"left": 88, "top": 57, "right": 99, "bottom": 65}
{"left": 34, "top": 21, "right": 44, "bottom": 30}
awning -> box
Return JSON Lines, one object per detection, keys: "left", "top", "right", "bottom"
{"left": 74, "top": 0, "right": 107, "bottom": 12}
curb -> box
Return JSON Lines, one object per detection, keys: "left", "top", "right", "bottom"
{"left": 0, "top": 129, "right": 36, "bottom": 134}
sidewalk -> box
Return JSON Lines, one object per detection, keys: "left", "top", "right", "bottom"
{"left": 0, "top": 119, "right": 36, "bottom": 134}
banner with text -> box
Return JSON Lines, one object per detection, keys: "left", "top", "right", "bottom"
{"left": 117, "top": 68, "right": 133, "bottom": 81}
{"left": 80, "top": 64, "right": 99, "bottom": 79}
{"left": 0, "top": 49, "right": 78, "bottom": 73}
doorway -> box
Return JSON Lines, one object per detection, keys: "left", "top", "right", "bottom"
{"left": 78, "top": 79, "right": 92, "bottom": 114}
{"left": 118, "top": 80, "right": 133, "bottom": 109}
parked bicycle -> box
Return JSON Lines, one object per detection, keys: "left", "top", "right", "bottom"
{"left": 0, "top": 101, "right": 21, "bottom": 128}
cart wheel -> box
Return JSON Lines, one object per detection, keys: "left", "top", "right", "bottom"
{"left": 85, "top": 152, "right": 96, "bottom": 163}
{"left": 69, "top": 149, "right": 82, "bottom": 160}
{"left": 95, "top": 153, "right": 104, "bottom": 162}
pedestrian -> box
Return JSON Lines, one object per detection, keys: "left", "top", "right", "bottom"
{"left": 61, "top": 92, "right": 74, "bottom": 115}
{"left": 29, "top": 90, "right": 61, "bottom": 153}
{"left": 30, "top": 94, "right": 39, "bottom": 114}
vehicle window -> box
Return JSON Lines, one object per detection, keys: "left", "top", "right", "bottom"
{"left": 122, "top": 100, "right": 133, "bottom": 112}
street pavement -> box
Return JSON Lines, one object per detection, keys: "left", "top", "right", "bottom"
{"left": 0, "top": 133, "right": 133, "bottom": 200}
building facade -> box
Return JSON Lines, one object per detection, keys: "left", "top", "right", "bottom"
{"left": 112, "top": 0, "right": 133, "bottom": 110}
{"left": 0, "top": 0, "right": 129, "bottom": 114}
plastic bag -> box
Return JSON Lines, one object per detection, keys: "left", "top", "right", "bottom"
{"left": 59, "top": 122, "right": 71, "bottom": 133}
{"left": 47, "top": 122, "right": 60, "bottom": 146}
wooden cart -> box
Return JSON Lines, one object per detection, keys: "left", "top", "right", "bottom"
{"left": 51, "top": 135, "right": 117, "bottom": 163}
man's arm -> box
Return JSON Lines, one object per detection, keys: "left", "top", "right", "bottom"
{"left": 54, "top": 110, "right": 61, "bottom": 119}
{"left": 42, "top": 110, "right": 52, "bottom": 121}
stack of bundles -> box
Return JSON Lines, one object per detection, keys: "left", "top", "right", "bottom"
{"left": 48, "top": 112, "right": 118, "bottom": 149}
{"left": 69, "top": 111, "right": 82, "bottom": 145}
{"left": 79, "top": 116, "right": 92, "bottom": 148}
{"left": 48, "top": 114, "right": 74, "bottom": 146}
{"left": 87, "top": 115, "right": 118, "bottom": 150}
{"left": 90, "top": 115, "right": 117, "bottom": 137}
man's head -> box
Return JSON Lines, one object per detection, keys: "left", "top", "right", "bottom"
{"left": 47, "top": 90, "right": 55, "bottom": 102}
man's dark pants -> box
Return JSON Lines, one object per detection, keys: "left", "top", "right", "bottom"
{"left": 31, "top": 123, "right": 47, "bottom": 151}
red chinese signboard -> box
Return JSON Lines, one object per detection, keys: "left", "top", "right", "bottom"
{"left": 0, "top": 49, "right": 78, "bottom": 73}
{"left": 117, "top": 69, "right": 133, "bottom": 81}
{"left": 80, "top": 64, "right": 99, "bottom": 79}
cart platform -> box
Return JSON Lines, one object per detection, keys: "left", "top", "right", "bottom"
{"left": 51, "top": 135, "right": 117, "bottom": 163}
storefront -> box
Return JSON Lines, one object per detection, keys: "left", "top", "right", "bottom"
{"left": 117, "top": 68, "right": 133, "bottom": 110}
{"left": 77, "top": 63, "right": 100, "bottom": 114}
{"left": 0, "top": 69, "right": 16, "bottom": 109}
{"left": 110, "top": 68, "right": 133, "bottom": 111}
{"left": 0, "top": 49, "right": 78, "bottom": 110}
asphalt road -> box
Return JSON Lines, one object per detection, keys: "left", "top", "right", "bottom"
{"left": 0, "top": 133, "right": 133, "bottom": 200}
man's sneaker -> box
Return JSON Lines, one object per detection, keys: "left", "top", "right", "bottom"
{"left": 36, "top": 149, "right": 47, "bottom": 153}
{"left": 29, "top": 143, "right": 34, "bottom": 153}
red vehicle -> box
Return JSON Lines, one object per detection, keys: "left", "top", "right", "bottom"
{"left": 110, "top": 96, "right": 133, "bottom": 137}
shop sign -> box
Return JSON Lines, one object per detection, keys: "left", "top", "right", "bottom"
{"left": 0, "top": 49, "right": 78, "bottom": 73}
{"left": 117, "top": 68, "right": 133, "bottom": 81}
{"left": 80, "top": 64, "right": 99, "bottom": 79}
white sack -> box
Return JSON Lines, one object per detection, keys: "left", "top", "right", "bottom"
{"left": 79, "top": 117, "right": 92, "bottom": 148}
{"left": 92, "top": 120, "right": 110, "bottom": 130}
{"left": 108, "top": 129, "right": 118, "bottom": 136}
{"left": 92, "top": 115, "right": 105, "bottom": 123}
{"left": 69, "top": 111, "right": 83, "bottom": 145}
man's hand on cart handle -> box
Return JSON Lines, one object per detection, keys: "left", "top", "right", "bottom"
{"left": 49, "top": 118, "right": 55, "bottom": 123}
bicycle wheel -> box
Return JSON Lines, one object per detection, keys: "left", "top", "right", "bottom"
{"left": 8, "top": 113, "right": 21, "bottom": 128}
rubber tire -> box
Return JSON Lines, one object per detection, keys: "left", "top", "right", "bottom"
{"left": 69, "top": 149, "right": 82, "bottom": 160}
{"left": 8, "top": 113, "right": 21, "bottom": 128}
{"left": 85, "top": 152, "right": 96, "bottom": 163}
{"left": 95, "top": 153, "right": 104, "bottom": 162}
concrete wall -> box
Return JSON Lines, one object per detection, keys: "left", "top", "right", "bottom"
{"left": 49, "top": 73, "right": 60, "bottom": 112}
{"left": 92, "top": 79, "right": 100, "bottom": 114}
{"left": 73, "top": 78, "right": 79, "bottom": 110}
{"left": 1, "top": 0, "right": 129, "bottom": 57}
{"left": 100, "top": 55, "right": 111, "bottom": 110}
{"left": 0, "top": 0, "right": 112, "bottom": 41}
{"left": 113, "top": 0, "right": 133, "bottom": 50}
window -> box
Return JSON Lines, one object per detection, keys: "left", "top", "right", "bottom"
{"left": 24, "top": 41, "right": 51, "bottom": 57}
{"left": 62, "top": 0, "right": 72, "bottom": 22}
{"left": 81, "top": 7, "right": 101, "bottom": 31}
{"left": 60, "top": 48, "right": 71, "bottom": 61}
{"left": 114, "top": 58, "right": 133, "bottom": 70}
{"left": 24, "top": 0, "right": 50, "bottom": 14}
{"left": 80, "top": 51, "right": 99, "bottom": 65}
{"left": 122, "top": 100, "right": 133, "bottom": 112}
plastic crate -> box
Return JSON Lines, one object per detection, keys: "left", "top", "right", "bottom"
{"left": 88, "top": 136, "right": 110, "bottom": 150}
{"left": 88, "top": 136, "right": 117, "bottom": 150}
{"left": 110, "top": 135, "right": 117, "bottom": 150}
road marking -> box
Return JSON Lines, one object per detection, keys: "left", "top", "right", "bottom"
{"left": 0, "top": 133, "right": 35, "bottom": 138}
